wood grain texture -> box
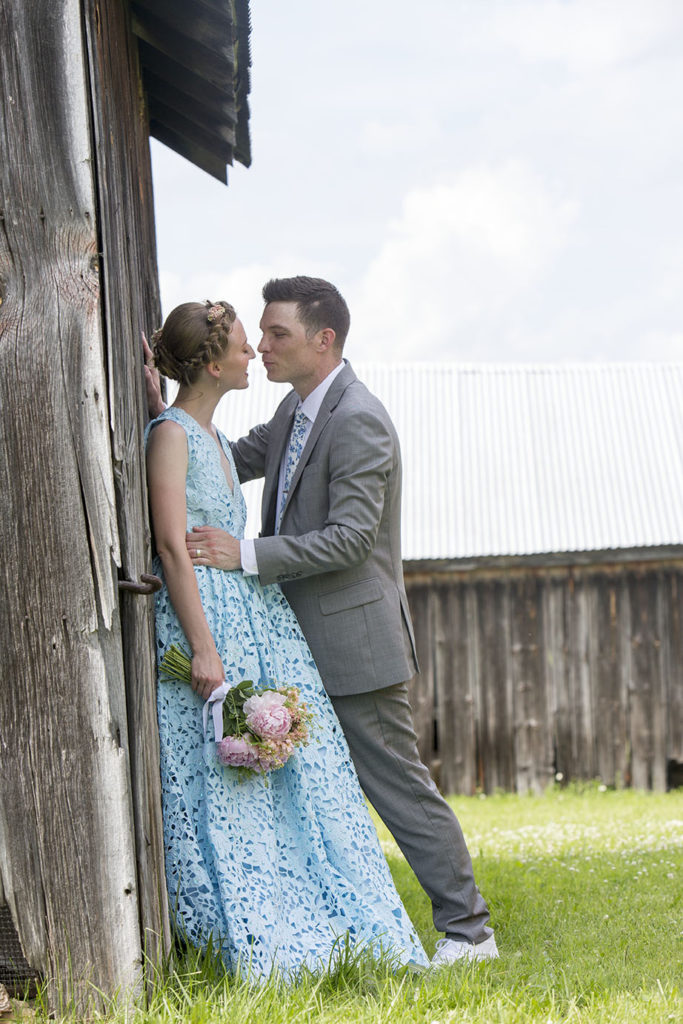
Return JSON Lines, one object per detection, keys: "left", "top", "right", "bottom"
{"left": 434, "top": 584, "right": 476, "bottom": 795}
{"left": 406, "top": 563, "right": 682, "bottom": 794}
{"left": 0, "top": 0, "right": 165, "bottom": 1008}
{"left": 667, "top": 574, "right": 683, "bottom": 764}
{"left": 405, "top": 585, "right": 435, "bottom": 769}
{"left": 82, "top": 0, "right": 169, "bottom": 966}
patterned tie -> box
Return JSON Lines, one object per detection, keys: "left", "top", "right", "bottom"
{"left": 276, "top": 406, "right": 309, "bottom": 532}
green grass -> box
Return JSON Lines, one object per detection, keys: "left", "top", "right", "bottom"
{"left": 19, "top": 786, "right": 683, "bottom": 1023}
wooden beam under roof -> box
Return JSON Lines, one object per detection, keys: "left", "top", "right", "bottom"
{"left": 132, "top": 0, "right": 251, "bottom": 182}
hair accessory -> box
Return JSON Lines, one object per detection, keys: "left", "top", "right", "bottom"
{"left": 207, "top": 304, "right": 225, "bottom": 323}
{"left": 150, "top": 326, "right": 163, "bottom": 344}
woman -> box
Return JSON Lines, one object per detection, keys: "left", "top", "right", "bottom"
{"left": 145, "top": 299, "right": 427, "bottom": 978}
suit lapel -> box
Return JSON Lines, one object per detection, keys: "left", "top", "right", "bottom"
{"left": 262, "top": 391, "right": 299, "bottom": 534}
{"left": 278, "top": 363, "right": 357, "bottom": 523}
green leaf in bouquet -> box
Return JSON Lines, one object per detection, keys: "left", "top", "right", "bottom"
{"left": 221, "top": 679, "right": 255, "bottom": 736}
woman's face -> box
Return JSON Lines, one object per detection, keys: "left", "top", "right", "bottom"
{"left": 215, "top": 318, "right": 255, "bottom": 391}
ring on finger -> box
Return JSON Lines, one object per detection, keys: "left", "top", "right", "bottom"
{"left": 197, "top": 548, "right": 202, "bottom": 557}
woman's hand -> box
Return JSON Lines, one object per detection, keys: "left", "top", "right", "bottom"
{"left": 143, "top": 332, "right": 166, "bottom": 418}
{"left": 190, "top": 647, "right": 225, "bottom": 701}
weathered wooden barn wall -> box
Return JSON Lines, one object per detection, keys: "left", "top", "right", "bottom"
{"left": 0, "top": 0, "right": 165, "bottom": 1007}
{"left": 83, "top": 0, "right": 170, "bottom": 969}
{"left": 405, "top": 559, "right": 683, "bottom": 795}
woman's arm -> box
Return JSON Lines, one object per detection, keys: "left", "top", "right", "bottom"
{"left": 143, "top": 333, "right": 166, "bottom": 417}
{"left": 146, "top": 420, "right": 224, "bottom": 699}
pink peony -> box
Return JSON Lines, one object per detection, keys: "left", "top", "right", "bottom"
{"left": 217, "top": 734, "right": 261, "bottom": 770}
{"left": 243, "top": 690, "right": 292, "bottom": 739}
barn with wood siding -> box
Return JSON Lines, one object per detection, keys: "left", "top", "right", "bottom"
{"left": 215, "top": 362, "right": 683, "bottom": 797}
{"left": 0, "top": 0, "right": 251, "bottom": 1009}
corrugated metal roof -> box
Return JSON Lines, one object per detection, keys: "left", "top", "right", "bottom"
{"left": 212, "top": 363, "right": 683, "bottom": 561}
{"left": 132, "top": 0, "right": 251, "bottom": 182}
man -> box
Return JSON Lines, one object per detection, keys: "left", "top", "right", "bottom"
{"left": 147, "top": 276, "right": 497, "bottom": 964}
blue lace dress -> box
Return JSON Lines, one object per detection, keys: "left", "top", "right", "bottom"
{"left": 147, "top": 408, "right": 427, "bottom": 978}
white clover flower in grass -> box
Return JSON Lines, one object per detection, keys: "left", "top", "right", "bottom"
{"left": 466, "top": 819, "right": 683, "bottom": 859}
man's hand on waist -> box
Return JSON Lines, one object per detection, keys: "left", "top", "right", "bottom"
{"left": 186, "top": 526, "right": 242, "bottom": 570}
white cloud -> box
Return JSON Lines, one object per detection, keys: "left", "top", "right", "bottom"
{"left": 151, "top": 1, "right": 683, "bottom": 366}
{"left": 488, "top": 0, "right": 682, "bottom": 73}
{"left": 636, "top": 331, "right": 683, "bottom": 361}
{"left": 351, "top": 162, "right": 579, "bottom": 361}
{"left": 359, "top": 117, "right": 441, "bottom": 156}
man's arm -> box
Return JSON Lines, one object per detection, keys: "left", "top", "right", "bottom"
{"left": 254, "top": 406, "right": 395, "bottom": 583}
{"left": 184, "top": 409, "right": 281, "bottom": 570}
{"left": 230, "top": 421, "right": 271, "bottom": 483}
{"left": 186, "top": 406, "right": 396, "bottom": 579}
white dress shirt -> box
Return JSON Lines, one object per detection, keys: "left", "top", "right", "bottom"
{"left": 240, "top": 361, "right": 346, "bottom": 576}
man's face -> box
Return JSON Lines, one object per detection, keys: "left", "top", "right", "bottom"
{"left": 258, "top": 302, "right": 319, "bottom": 395}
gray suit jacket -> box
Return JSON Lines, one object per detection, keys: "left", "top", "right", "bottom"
{"left": 231, "top": 362, "right": 418, "bottom": 696}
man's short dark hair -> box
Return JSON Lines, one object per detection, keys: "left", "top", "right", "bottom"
{"left": 262, "top": 276, "right": 350, "bottom": 348}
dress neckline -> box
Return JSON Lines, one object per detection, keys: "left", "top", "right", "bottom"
{"left": 166, "top": 406, "right": 235, "bottom": 496}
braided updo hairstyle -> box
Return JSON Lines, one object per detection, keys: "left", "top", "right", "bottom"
{"left": 151, "top": 300, "right": 237, "bottom": 387}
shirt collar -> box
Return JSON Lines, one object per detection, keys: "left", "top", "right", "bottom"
{"left": 298, "top": 360, "right": 345, "bottom": 422}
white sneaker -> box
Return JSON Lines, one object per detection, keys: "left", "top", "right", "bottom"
{"left": 431, "top": 934, "right": 499, "bottom": 966}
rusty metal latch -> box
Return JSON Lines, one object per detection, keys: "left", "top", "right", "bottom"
{"left": 118, "top": 573, "right": 162, "bottom": 595}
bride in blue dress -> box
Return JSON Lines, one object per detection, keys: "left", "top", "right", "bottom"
{"left": 145, "top": 299, "right": 427, "bottom": 978}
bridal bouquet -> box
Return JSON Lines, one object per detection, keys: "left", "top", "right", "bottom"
{"left": 159, "top": 645, "right": 313, "bottom": 775}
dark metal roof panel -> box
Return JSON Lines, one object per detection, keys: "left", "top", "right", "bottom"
{"left": 132, "top": 0, "right": 251, "bottom": 183}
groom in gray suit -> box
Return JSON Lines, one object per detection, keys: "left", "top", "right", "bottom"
{"left": 183, "top": 276, "right": 497, "bottom": 964}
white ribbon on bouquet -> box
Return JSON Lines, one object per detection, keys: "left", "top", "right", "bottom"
{"left": 202, "top": 681, "right": 231, "bottom": 742}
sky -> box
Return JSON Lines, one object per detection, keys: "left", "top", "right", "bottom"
{"left": 150, "top": 0, "right": 683, "bottom": 365}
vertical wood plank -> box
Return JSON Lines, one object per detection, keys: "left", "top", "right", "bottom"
{"left": 403, "top": 563, "right": 682, "bottom": 795}
{"left": 592, "top": 577, "right": 628, "bottom": 786}
{"left": 558, "top": 575, "right": 594, "bottom": 781}
{"left": 546, "top": 577, "right": 570, "bottom": 779}
{"left": 653, "top": 572, "right": 668, "bottom": 791}
{"left": 536, "top": 576, "right": 556, "bottom": 790}
{"left": 434, "top": 583, "right": 476, "bottom": 794}
{"left": 510, "top": 576, "right": 551, "bottom": 793}
{"left": 574, "top": 576, "right": 597, "bottom": 778}
{"left": 405, "top": 581, "right": 435, "bottom": 767}
{"left": 463, "top": 584, "right": 479, "bottom": 795}
{"left": 666, "top": 572, "right": 683, "bottom": 768}
{"left": 83, "top": 0, "right": 169, "bottom": 963}
{"left": 0, "top": 0, "right": 141, "bottom": 1008}
{"left": 476, "top": 580, "right": 514, "bottom": 792}
{"left": 629, "top": 573, "right": 662, "bottom": 789}
{"left": 619, "top": 576, "right": 634, "bottom": 787}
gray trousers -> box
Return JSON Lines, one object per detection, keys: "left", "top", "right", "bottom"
{"left": 331, "top": 681, "right": 492, "bottom": 944}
